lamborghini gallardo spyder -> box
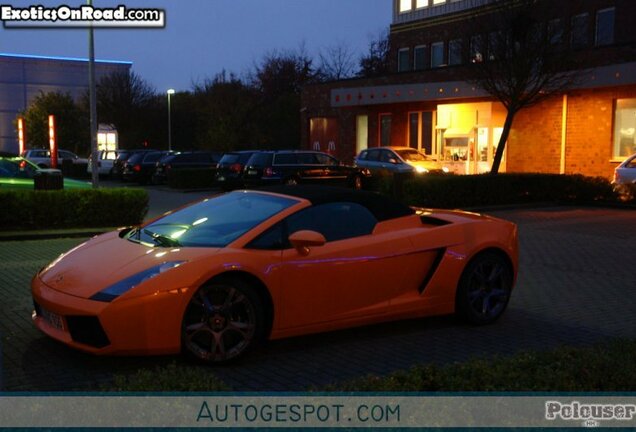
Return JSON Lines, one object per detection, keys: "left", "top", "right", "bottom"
{"left": 31, "top": 186, "right": 518, "bottom": 363}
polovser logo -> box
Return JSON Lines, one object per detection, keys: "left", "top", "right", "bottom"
{"left": 546, "top": 401, "right": 636, "bottom": 427}
{"left": 1, "top": 4, "right": 165, "bottom": 28}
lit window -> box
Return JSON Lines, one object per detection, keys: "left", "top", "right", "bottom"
{"left": 432, "top": 0, "right": 446, "bottom": 4}
{"left": 571, "top": 13, "right": 589, "bottom": 49}
{"left": 448, "top": 39, "right": 462, "bottom": 65}
{"left": 398, "top": 48, "right": 410, "bottom": 72}
{"left": 414, "top": 45, "right": 427, "bottom": 70}
{"left": 431, "top": 42, "right": 444, "bottom": 68}
{"left": 399, "top": 0, "right": 412, "bottom": 13}
{"left": 595, "top": 7, "right": 615, "bottom": 46}
{"left": 416, "top": 0, "right": 428, "bottom": 8}
{"left": 614, "top": 99, "right": 636, "bottom": 158}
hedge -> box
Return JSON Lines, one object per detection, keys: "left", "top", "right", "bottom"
{"left": 104, "top": 339, "right": 636, "bottom": 392}
{"left": 0, "top": 188, "right": 148, "bottom": 230}
{"left": 377, "top": 173, "right": 626, "bottom": 208}
{"left": 167, "top": 168, "right": 217, "bottom": 189}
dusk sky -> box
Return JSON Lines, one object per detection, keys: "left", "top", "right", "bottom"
{"left": 0, "top": 0, "right": 390, "bottom": 91}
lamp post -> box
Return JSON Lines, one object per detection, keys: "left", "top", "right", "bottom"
{"left": 167, "top": 89, "right": 175, "bottom": 151}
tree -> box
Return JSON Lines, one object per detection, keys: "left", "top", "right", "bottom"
{"left": 21, "top": 92, "right": 88, "bottom": 155}
{"left": 467, "top": 0, "right": 580, "bottom": 174}
{"left": 84, "top": 70, "right": 160, "bottom": 149}
{"left": 358, "top": 29, "right": 391, "bottom": 78}
{"left": 318, "top": 42, "right": 358, "bottom": 81}
{"left": 250, "top": 47, "right": 321, "bottom": 149}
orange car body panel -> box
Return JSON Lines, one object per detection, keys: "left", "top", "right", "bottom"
{"left": 31, "top": 192, "right": 518, "bottom": 356}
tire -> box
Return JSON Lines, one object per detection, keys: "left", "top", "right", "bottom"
{"left": 455, "top": 251, "right": 513, "bottom": 325}
{"left": 182, "top": 279, "right": 265, "bottom": 363}
{"left": 283, "top": 176, "right": 299, "bottom": 186}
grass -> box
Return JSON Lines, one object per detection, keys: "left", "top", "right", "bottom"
{"left": 106, "top": 340, "right": 636, "bottom": 392}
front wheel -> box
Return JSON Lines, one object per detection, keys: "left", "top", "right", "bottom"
{"left": 182, "top": 279, "right": 265, "bottom": 363}
{"left": 456, "top": 251, "right": 513, "bottom": 325}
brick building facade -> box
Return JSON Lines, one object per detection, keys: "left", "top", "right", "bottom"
{"left": 301, "top": 0, "right": 636, "bottom": 178}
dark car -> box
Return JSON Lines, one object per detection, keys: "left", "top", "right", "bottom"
{"left": 242, "top": 150, "right": 363, "bottom": 189}
{"left": 112, "top": 149, "right": 157, "bottom": 180}
{"left": 122, "top": 151, "right": 171, "bottom": 184}
{"left": 215, "top": 150, "right": 260, "bottom": 191}
{"left": 152, "top": 151, "right": 223, "bottom": 184}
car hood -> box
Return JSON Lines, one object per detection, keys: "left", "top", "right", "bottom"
{"left": 39, "top": 231, "right": 220, "bottom": 299}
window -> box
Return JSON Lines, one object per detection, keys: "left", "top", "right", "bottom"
{"left": 296, "top": 153, "right": 317, "bottom": 164}
{"left": 398, "top": 48, "right": 410, "bottom": 72}
{"left": 409, "top": 113, "right": 419, "bottom": 149}
{"left": 548, "top": 18, "right": 564, "bottom": 45}
{"left": 431, "top": 41, "right": 444, "bottom": 68}
{"left": 470, "top": 35, "right": 484, "bottom": 63}
{"left": 595, "top": 7, "right": 615, "bottom": 46}
{"left": 571, "top": 13, "right": 589, "bottom": 49}
{"left": 380, "top": 114, "right": 392, "bottom": 146}
{"left": 380, "top": 150, "right": 397, "bottom": 163}
{"left": 414, "top": 45, "right": 427, "bottom": 70}
{"left": 432, "top": 0, "right": 446, "bottom": 4}
{"left": 416, "top": 0, "right": 428, "bottom": 8}
{"left": 408, "top": 112, "right": 433, "bottom": 153}
{"left": 399, "top": 0, "right": 412, "bottom": 13}
{"left": 273, "top": 153, "right": 298, "bottom": 165}
{"left": 366, "top": 149, "right": 381, "bottom": 161}
{"left": 357, "top": 150, "right": 368, "bottom": 161}
{"left": 448, "top": 39, "right": 462, "bottom": 65}
{"left": 614, "top": 99, "right": 636, "bottom": 159}
{"left": 249, "top": 202, "right": 378, "bottom": 249}
{"left": 315, "top": 153, "right": 338, "bottom": 166}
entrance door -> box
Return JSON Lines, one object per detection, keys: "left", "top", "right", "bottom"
{"left": 310, "top": 118, "right": 339, "bottom": 155}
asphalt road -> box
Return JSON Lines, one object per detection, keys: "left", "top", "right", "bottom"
{"left": 1, "top": 206, "right": 635, "bottom": 391}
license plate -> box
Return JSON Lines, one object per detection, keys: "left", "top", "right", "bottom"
{"left": 248, "top": 170, "right": 257, "bottom": 175}
{"left": 41, "top": 307, "right": 64, "bottom": 331}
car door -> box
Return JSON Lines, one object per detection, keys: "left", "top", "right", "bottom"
{"left": 295, "top": 153, "right": 325, "bottom": 183}
{"left": 275, "top": 202, "right": 411, "bottom": 329}
{"left": 363, "top": 149, "right": 382, "bottom": 174}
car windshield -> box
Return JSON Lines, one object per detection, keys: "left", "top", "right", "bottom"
{"left": 396, "top": 149, "right": 428, "bottom": 162}
{"left": 0, "top": 157, "right": 40, "bottom": 179}
{"left": 127, "top": 191, "right": 298, "bottom": 248}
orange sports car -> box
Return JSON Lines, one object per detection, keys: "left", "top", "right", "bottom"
{"left": 31, "top": 186, "right": 518, "bottom": 363}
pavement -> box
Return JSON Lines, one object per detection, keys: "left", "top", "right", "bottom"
{"left": 0, "top": 206, "right": 635, "bottom": 391}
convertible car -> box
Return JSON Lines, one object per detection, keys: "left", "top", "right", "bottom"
{"left": 31, "top": 186, "right": 518, "bottom": 363}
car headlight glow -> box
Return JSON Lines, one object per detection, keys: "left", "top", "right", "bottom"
{"left": 416, "top": 166, "right": 429, "bottom": 174}
{"left": 90, "top": 261, "right": 186, "bottom": 303}
{"left": 442, "top": 167, "right": 450, "bottom": 173}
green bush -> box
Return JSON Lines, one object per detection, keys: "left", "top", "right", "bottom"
{"left": 106, "top": 362, "right": 230, "bottom": 392}
{"left": 0, "top": 188, "right": 148, "bottom": 230}
{"left": 325, "top": 339, "right": 636, "bottom": 392}
{"left": 167, "top": 168, "right": 217, "bottom": 189}
{"left": 378, "top": 173, "right": 623, "bottom": 208}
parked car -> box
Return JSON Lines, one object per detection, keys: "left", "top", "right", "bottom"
{"left": 152, "top": 151, "right": 223, "bottom": 184}
{"left": 215, "top": 150, "right": 260, "bottom": 191}
{"left": 111, "top": 149, "right": 157, "bottom": 180}
{"left": 87, "top": 150, "right": 123, "bottom": 177}
{"left": 22, "top": 149, "right": 87, "bottom": 168}
{"left": 613, "top": 153, "right": 636, "bottom": 189}
{"left": 355, "top": 147, "right": 449, "bottom": 176}
{"left": 242, "top": 150, "right": 364, "bottom": 189}
{"left": 31, "top": 185, "right": 518, "bottom": 363}
{"left": 122, "top": 151, "right": 171, "bottom": 184}
{"left": 0, "top": 153, "right": 90, "bottom": 189}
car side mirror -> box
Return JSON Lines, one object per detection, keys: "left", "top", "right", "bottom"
{"left": 289, "top": 230, "right": 326, "bottom": 256}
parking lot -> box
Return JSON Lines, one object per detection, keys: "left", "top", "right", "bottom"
{"left": 0, "top": 206, "right": 635, "bottom": 391}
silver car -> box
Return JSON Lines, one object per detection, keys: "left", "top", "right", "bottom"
{"left": 355, "top": 146, "right": 449, "bottom": 175}
{"left": 613, "top": 153, "right": 636, "bottom": 186}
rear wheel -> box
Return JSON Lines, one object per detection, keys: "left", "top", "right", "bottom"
{"left": 182, "top": 279, "right": 265, "bottom": 363}
{"left": 456, "top": 251, "right": 512, "bottom": 325}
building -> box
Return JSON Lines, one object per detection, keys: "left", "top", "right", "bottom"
{"left": 301, "top": 0, "right": 636, "bottom": 178}
{"left": 0, "top": 53, "right": 131, "bottom": 154}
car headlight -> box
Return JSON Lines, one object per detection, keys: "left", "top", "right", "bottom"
{"left": 442, "top": 167, "right": 450, "bottom": 173}
{"left": 90, "top": 261, "right": 186, "bottom": 303}
{"left": 416, "top": 166, "right": 429, "bottom": 174}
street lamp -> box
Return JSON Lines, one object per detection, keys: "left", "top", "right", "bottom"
{"left": 167, "top": 88, "right": 175, "bottom": 151}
